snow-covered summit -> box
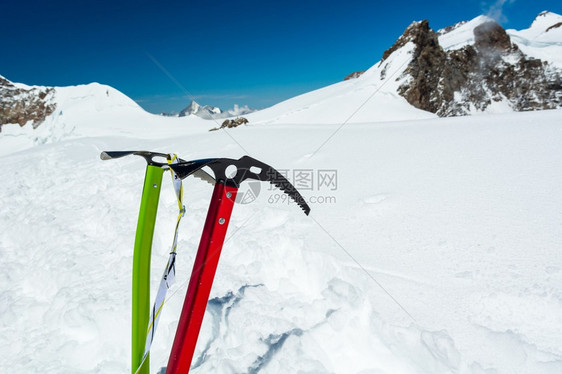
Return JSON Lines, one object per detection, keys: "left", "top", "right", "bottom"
{"left": 0, "top": 76, "right": 143, "bottom": 130}
{"left": 438, "top": 15, "right": 494, "bottom": 50}
{"left": 54, "top": 82, "right": 143, "bottom": 113}
{"left": 514, "top": 11, "right": 562, "bottom": 40}
{"left": 437, "top": 11, "right": 562, "bottom": 67}
{"left": 178, "top": 100, "right": 222, "bottom": 118}
{"left": 0, "top": 76, "right": 217, "bottom": 154}
{"left": 507, "top": 11, "right": 562, "bottom": 68}
{"left": 377, "top": 12, "right": 562, "bottom": 116}
{"left": 438, "top": 11, "right": 562, "bottom": 52}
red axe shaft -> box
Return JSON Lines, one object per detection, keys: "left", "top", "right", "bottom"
{"left": 166, "top": 183, "right": 238, "bottom": 373}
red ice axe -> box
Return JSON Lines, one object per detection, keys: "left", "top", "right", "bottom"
{"left": 165, "top": 156, "right": 310, "bottom": 373}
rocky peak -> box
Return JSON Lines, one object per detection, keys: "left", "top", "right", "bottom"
{"left": 178, "top": 100, "right": 223, "bottom": 119}
{"left": 536, "top": 10, "right": 559, "bottom": 23}
{"left": 0, "top": 76, "right": 56, "bottom": 131}
{"left": 438, "top": 21, "right": 468, "bottom": 36}
{"left": 382, "top": 15, "right": 562, "bottom": 116}
{"left": 382, "top": 20, "right": 440, "bottom": 62}
{"left": 381, "top": 20, "right": 450, "bottom": 113}
{"left": 344, "top": 71, "right": 365, "bottom": 80}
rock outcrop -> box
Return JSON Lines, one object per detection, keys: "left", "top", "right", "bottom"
{"left": 209, "top": 117, "right": 249, "bottom": 131}
{"left": 344, "top": 71, "right": 365, "bottom": 80}
{"left": 0, "top": 76, "right": 56, "bottom": 131}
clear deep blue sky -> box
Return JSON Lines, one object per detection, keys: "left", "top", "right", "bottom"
{"left": 1, "top": 0, "right": 560, "bottom": 113}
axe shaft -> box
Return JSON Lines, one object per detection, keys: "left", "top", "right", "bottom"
{"left": 166, "top": 183, "right": 238, "bottom": 373}
{"left": 132, "top": 165, "right": 164, "bottom": 374}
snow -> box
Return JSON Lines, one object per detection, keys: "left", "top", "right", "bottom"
{"left": 1, "top": 73, "right": 562, "bottom": 374}
{"left": 246, "top": 42, "right": 435, "bottom": 125}
{"left": 1, "top": 83, "right": 220, "bottom": 155}
{"left": 439, "top": 12, "right": 562, "bottom": 69}
{"left": 1, "top": 10, "right": 562, "bottom": 372}
{"left": 507, "top": 11, "right": 562, "bottom": 69}
{"left": 508, "top": 11, "right": 562, "bottom": 42}
{"left": 438, "top": 15, "right": 493, "bottom": 51}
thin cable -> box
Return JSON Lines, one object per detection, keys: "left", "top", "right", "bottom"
{"left": 162, "top": 207, "right": 260, "bottom": 306}
{"left": 146, "top": 52, "right": 251, "bottom": 155}
{"left": 309, "top": 215, "right": 417, "bottom": 323}
{"left": 308, "top": 57, "right": 411, "bottom": 159}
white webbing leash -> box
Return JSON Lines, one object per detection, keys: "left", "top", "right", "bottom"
{"left": 135, "top": 154, "right": 185, "bottom": 374}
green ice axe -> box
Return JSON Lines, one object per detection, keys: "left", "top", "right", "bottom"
{"left": 102, "top": 151, "right": 166, "bottom": 374}
{"left": 101, "top": 151, "right": 214, "bottom": 374}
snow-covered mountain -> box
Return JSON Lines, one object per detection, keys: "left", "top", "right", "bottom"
{"left": 398, "top": 11, "right": 562, "bottom": 115}
{"left": 246, "top": 11, "right": 562, "bottom": 123}
{"left": 376, "top": 11, "right": 562, "bottom": 115}
{"left": 177, "top": 100, "right": 222, "bottom": 118}
{"left": 176, "top": 100, "right": 256, "bottom": 119}
{"left": 0, "top": 77, "right": 253, "bottom": 142}
{"left": 0, "top": 76, "right": 221, "bottom": 153}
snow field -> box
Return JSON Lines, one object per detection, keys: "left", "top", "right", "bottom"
{"left": 1, "top": 108, "right": 562, "bottom": 373}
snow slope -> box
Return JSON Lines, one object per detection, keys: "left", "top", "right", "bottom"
{"left": 249, "top": 11, "right": 562, "bottom": 124}
{"left": 438, "top": 15, "right": 494, "bottom": 50}
{"left": 1, "top": 87, "right": 562, "bottom": 374}
{"left": 0, "top": 82, "right": 218, "bottom": 155}
{"left": 245, "top": 41, "right": 436, "bottom": 125}
{"left": 507, "top": 11, "right": 562, "bottom": 69}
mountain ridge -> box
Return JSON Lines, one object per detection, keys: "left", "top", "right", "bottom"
{"left": 174, "top": 100, "right": 256, "bottom": 119}
{"left": 349, "top": 11, "right": 562, "bottom": 116}
{"left": 1, "top": 11, "right": 561, "bottom": 132}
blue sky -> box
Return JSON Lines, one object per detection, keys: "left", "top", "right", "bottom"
{"left": 1, "top": 0, "right": 560, "bottom": 113}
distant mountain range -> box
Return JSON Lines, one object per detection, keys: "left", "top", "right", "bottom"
{"left": 1, "top": 11, "right": 561, "bottom": 131}
{"left": 162, "top": 100, "right": 256, "bottom": 120}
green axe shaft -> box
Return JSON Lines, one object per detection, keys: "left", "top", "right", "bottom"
{"left": 132, "top": 165, "right": 164, "bottom": 374}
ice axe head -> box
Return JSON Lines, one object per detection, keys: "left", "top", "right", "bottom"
{"left": 100, "top": 150, "right": 172, "bottom": 165}
{"left": 100, "top": 151, "right": 310, "bottom": 215}
{"left": 100, "top": 150, "right": 216, "bottom": 185}
{"left": 171, "top": 156, "right": 311, "bottom": 216}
